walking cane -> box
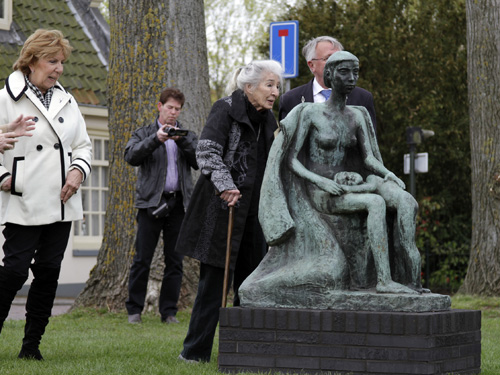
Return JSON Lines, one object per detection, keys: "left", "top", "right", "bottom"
{"left": 222, "top": 205, "right": 235, "bottom": 308}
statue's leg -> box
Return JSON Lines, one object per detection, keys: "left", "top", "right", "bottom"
{"left": 325, "top": 193, "right": 417, "bottom": 295}
{"left": 364, "top": 195, "right": 391, "bottom": 284}
{"left": 394, "top": 191, "right": 425, "bottom": 291}
{"left": 376, "top": 182, "right": 425, "bottom": 292}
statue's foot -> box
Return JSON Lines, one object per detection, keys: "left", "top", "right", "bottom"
{"left": 376, "top": 280, "right": 419, "bottom": 295}
{"left": 408, "top": 284, "right": 432, "bottom": 294}
{"left": 413, "top": 286, "right": 431, "bottom": 294}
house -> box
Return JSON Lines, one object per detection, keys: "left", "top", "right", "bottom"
{"left": 0, "top": 0, "right": 110, "bottom": 297}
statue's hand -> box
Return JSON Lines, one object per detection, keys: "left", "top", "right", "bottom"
{"left": 384, "top": 172, "right": 405, "bottom": 189}
{"left": 317, "top": 178, "right": 344, "bottom": 196}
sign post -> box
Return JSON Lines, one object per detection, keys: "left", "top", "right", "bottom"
{"left": 270, "top": 21, "right": 299, "bottom": 91}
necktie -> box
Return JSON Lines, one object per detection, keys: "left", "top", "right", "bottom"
{"left": 321, "top": 89, "right": 331, "bottom": 100}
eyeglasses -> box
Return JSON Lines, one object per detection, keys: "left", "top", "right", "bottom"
{"left": 311, "top": 55, "right": 332, "bottom": 62}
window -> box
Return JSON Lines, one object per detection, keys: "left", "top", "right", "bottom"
{"left": 73, "top": 136, "right": 109, "bottom": 239}
{"left": 0, "top": 0, "right": 12, "bottom": 30}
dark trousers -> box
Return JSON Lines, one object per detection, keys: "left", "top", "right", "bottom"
{"left": 181, "top": 214, "right": 266, "bottom": 362}
{"left": 126, "top": 197, "right": 184, "bottom": 319}
{"left": 2, "top": 222, "right": 71, "bottom": 277}
{"left": 181, "top": 263, "right": 227, "bottom": 362}
{"left": 0, "top": 222, "right": 71, "bottom": 333}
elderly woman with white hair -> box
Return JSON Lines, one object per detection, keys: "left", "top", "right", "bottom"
{"left": 176, "top": 60, "right": 282, "bottom": 363}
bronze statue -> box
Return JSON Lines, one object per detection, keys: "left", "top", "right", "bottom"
{"left": 239, "top": 52, "right": 441, "bottom": 311}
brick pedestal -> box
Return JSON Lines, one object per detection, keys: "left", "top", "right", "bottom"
{"left": 218, "top": 308, "right": 481, "bottom": 375}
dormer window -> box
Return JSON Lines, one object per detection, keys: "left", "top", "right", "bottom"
{"left": 0, "top": 0, "right": 12, "bottom": 31}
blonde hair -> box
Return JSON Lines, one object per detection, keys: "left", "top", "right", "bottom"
{"left": 13, "top": 29, "right": 73, "bottom": 75}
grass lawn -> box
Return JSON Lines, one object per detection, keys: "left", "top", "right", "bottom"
{"left": 451, "top": 295, "right": 500, "bottom": 375}
{"left": 0, "top": 295, "right": 498, "bottom": 375}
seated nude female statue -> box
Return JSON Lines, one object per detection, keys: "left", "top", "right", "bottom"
{"left": 239, "top": 52, "right": 427, "bottom": 308}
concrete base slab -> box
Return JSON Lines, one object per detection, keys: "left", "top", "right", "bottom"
{"left": 241, "top": 290, "right": 451, "bottom": 312}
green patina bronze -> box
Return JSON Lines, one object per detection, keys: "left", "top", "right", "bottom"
{"left": 239, "top": 52, "right": 450, "bottom": 312}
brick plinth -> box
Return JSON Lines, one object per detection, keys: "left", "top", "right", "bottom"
{"left": 218, "top": 308, "right": 481, "bottom": 375}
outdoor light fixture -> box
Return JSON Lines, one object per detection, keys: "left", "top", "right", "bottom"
{"left": 405, "top": 126, "right": 434, "bottom": 197}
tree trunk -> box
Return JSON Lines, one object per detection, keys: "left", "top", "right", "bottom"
{"left": 74, "top": 0, "right": 210, "bottom": 311}
{"left": 460, "top": 0, "right": 500, "bottom": 295}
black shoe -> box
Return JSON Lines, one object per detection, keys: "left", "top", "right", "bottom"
{"left": 128, "top": 313, "right": 142, "bottom": 324}
{"left": 178, "top": 354, "right": 199, "bottom": 363}
{"left": 161, "top": 316, "right": 179, "bottom": 324}
{"left": 18, "top": 348, "right": 43, "bottom": 361}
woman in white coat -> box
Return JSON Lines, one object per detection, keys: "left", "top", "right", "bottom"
{"left": 0, "top": 29, "right": 92, "bottom": 360}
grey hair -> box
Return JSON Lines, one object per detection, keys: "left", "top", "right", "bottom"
{"left": 302, "top": 36, "right": 344, "bottom": 62}
{"left": 225, "top": 60, "right": 283, "bottom": 95}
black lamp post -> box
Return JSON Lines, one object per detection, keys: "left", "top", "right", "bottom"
{"left": 405, "top": 126, "right": 434, "bottom": 288}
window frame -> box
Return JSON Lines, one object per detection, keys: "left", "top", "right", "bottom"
{"left": 72, "top": 131, "right": 109, "bottom": 252}
{"left": 0, "top": 0, "right": 12, "bottom": 31}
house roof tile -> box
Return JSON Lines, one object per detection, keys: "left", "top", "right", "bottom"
{"left": 0, "top": 0, "right": 108, "bottom": 107}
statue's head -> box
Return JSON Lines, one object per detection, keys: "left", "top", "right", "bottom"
{"left": 323, "top": 51, "right": 359, "bottom": 90}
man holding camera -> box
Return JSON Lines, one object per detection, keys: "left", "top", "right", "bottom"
{"left": 124, "top": 88, "right": 198, "bottom": 324}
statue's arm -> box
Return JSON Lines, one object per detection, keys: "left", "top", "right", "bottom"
{"left": 356, "top": 120, "right": 406, "bottom": 189}
{"left": 288, "top": 118, "right": 344, "bottom": 196}
{"left": 342, "top": 182, "right": 377, "bottom": 193}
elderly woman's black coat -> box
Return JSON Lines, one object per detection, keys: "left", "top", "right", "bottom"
{"left": 176, "top": 89, "right": 277, "bottom": 269}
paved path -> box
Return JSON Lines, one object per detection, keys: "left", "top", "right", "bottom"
{"left": 7, "top": 297, "right": 74, "bottom": 321}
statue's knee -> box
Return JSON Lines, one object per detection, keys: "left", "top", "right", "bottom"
{"left": 367, "top": 195, "right": 386, "bottom": 215}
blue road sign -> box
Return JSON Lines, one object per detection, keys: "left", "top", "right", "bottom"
{"left": 270, "top": 21, "right": 299, "bottom": 79}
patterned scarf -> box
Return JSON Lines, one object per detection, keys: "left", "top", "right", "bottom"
{"left": 25, "top": 75, "right": 54, "bottom": 110}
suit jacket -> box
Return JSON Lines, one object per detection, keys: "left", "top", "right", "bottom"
{"left": 278, "top": 79, "right": 377, "bottom": 131}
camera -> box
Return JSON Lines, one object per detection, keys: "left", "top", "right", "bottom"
{"left": 164, "top": 127, "right": 188, "bottom": 137}
{"left": 151, "top": 202, "right": 169, "bottom": 218}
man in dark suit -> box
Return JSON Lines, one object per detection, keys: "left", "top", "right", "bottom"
{"left": 279, "top": 36, "right": 377, "bottom": 131}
